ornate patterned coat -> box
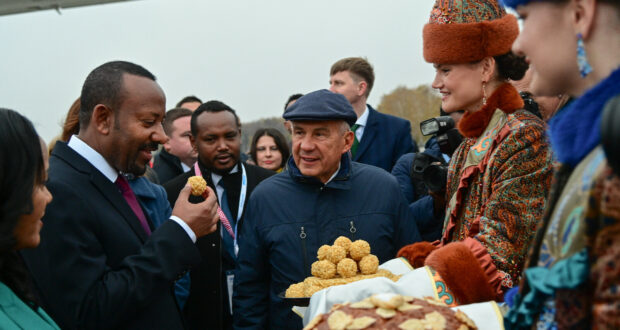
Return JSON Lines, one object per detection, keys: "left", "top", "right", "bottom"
{"left": 442, "top": 83, "right": 553, "bottom": 294}
{"left": 398, "top": 83, "right": 553, "bottom": 305}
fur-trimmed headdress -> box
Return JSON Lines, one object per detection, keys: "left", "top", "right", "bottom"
{"left": 423, "top": 0, "right": 519, "bottom": 64}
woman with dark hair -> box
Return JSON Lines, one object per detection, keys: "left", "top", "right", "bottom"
{"left": 0, "top": 108, "right": 58, "bottom": 328}
{"left": 503, "top": 0, "right": 620, "bottom": 328}
{"left": 249, "top": 128, "right": 290, "bottom": 172}
{"left": 397, "top": 0, "right": 553, "bottom": 306}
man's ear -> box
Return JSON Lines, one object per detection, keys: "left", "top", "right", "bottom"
{"left": 358, "top": 80, "right": 368, "bottom": 97}
{"left": 343, "top": 130, "right": 354, "bottom": 153}
{"left": 92, "top": 104, "right": 113, "bottom": 135}
{"left": 190, "top": 135, "right": 197, "bottom": 151}
{"left": 163, "top": 138, "right": 172, "bottom": 152}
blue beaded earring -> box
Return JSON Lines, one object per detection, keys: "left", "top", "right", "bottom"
{"left": 576, "top": 33, "right": 592, "bottom": 77}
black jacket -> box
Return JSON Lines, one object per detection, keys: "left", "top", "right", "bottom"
{"left": 153, "top": 149, "right": 185, "bottom": 185}
{"left": 164, "top": 161, "right": 274, "bottom": 330}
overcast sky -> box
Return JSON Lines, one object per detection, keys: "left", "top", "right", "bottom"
{"left": 0, "top": 0, "right": 436, "bottom": 142}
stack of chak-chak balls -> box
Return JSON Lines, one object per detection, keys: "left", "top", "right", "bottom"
{"left": 313, "top": 237, "right": 379, "bottom": 280}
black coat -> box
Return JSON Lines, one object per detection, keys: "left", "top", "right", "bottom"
{"left": 21, "top": 142, "right": 200, "bottom": 330}
{"left": 153, "top": 149, "right": 185, "bottom": 185}
{"left": 164, "top": 162, "right": 274, "bottom": 330}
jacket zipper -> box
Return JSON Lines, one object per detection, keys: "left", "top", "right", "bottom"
{"left": 300, "top": 226, "right": 309, "bottom": 274}
{"left": 349, "top": 221, "right": 357, "bottom": 240}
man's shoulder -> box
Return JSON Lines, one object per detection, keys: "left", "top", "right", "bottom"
{"left": 369, "top": 106, "right": 411, "bottom": 126}
{"left": 47, "top": 150, "right": 90, "bottom": 188}
{"left": 131, "top": 176, "right": 167, "bottom": 199}
{"left": 351, "top": 162, "right": 398, "bottom": 184}
{"left": 154, "top": 149, "right": 180, "bottom": 165}
{"left": 152, "top": 150, "right": 183, "bottom": 180}
{"left": 247, "top": 171, "right": 292, "bottom": 197}
{"left": 243, "top": 162, "right": 276, "bottom": 181}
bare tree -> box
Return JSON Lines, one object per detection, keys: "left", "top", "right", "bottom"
{"left": 377, "top": 84, "right": 441, "bottom": 146}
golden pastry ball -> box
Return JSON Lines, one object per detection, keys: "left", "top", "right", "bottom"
{"left": 325, "top": 245, "right": 347, "bottom": 264}
{"left": 304, "top": 284, "right": 322, "bottom": 297}
{"left": 337, "top": 258, "right": 358, "bottom": 278}
{"left": 333, "top": 236, "right": 352, "bottom": 252}
{"left": 187, "top": 176, "right": 207, "bottom": 196}
{"left": 285, "top": 282, "right": 305, "bottom": 298}
{"left": 311, "top": 260, "right": 337, "bottom": 279}
{"left": 349, "top": 240, "right": 371, "bottom": 261}
{"left": 317, "top": 245, "right": 331, "bottom": 261}
{"left": 358, "top": 254, "right": 379, "bottom": 275}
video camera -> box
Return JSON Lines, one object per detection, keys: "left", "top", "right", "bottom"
{"left": 420, "top": 116, "right": 463, "bottom": 157}
{"left": 410, "top": 116, "right": 463, "bottom": 194}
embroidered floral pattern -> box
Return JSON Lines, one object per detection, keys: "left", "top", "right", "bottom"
{"left": 444, "top": 109, "right": 552, "bottom": 287}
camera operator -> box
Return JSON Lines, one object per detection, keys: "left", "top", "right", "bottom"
{"left": 391, "top": 109, "right": 463, "bottom": 241}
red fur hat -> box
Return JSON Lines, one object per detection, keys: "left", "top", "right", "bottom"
{"left": 423, "top": 0, "right": 519, "bottom": 64}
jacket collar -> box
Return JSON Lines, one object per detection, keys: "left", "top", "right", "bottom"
{"left": 287, "top": 153, "right": 352, "bottom": 189}
{"left": 52, "top": 142, "right": 150, "bottom": 242}
{"left": 353, "top": 105, "right": 378, "bottom": 160}
{"left": 159, "top": 149, "right": 183, "bottom": 171}
{"left": 549, "top": 67, "right": 620, "bottom": 167}
{"left": 128, "top": 177, "right": 158, "bottom": 200}
{"left": 457, "top": 83, "right": 524, "bottom": 138}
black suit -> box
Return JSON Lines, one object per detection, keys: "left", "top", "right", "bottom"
{"left": 164, "top": 162, "right": 274, "bottom": 330}
{"left": 352, "top": 106, "right": 418, "bottom": 172}
{"left": 21, "top": 142, "right": 200, "bottom": 330}
{"left": 153, "top": 149, "right": 185, "bottom": 184}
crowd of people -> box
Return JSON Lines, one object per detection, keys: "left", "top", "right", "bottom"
{"left": 0, "top": 0, "right": 618, "bottom": 329}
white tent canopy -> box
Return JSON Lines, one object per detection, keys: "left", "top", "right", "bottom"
{"left": 0, "top": 0, "right": 137, "bottom": 16}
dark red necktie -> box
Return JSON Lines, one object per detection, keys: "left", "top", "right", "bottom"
{"left": 115, "top": 175, "right": 151, "bottom": 236}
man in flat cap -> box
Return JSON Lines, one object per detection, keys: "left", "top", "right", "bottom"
{"left": 232, "top": 89, "right": 420, "bottom": 329}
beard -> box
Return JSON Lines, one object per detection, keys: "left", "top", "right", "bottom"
{"left": 204, "top": 151, "right": 239, "bottom": 176}
{"left": 124, "top": 141, "right": 159, "bottom": 176}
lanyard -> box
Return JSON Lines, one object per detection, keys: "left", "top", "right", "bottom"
{"left": 193, "top": 162, "right": 247, "bottom": 256}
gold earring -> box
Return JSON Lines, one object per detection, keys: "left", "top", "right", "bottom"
{"left": 482, "top": 82, "right": 487, "bottom": 105}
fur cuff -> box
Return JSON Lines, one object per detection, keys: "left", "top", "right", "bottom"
{"left": 458, "top": 83, "right": 524, "bottom": 138}
{"left": 423, "top": 14, "right": 519, "bottom": 64}
{"left": 425, "top": 242, "right": 497, "bottom": 304}
{"left": 397, "top": 242, "right": 438, "bottom": 268}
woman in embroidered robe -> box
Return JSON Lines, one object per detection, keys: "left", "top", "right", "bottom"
{"left": 397, "top": 0, "right": 554, "bottom": 305}
{"left": 502, "top": 0, "right": 620, "bottom": 328}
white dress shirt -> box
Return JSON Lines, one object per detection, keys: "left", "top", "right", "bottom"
{"left": 68, "top": 135, "right": 196, "bottom": 242}
{"left": 354, "top": 105, "right": 370, "bottom": 142}
{"left": 181, "top": 162, "right": 191, "bottom": 173}
{"left": 210, "top": 164, "right": 239, "bottom": 204}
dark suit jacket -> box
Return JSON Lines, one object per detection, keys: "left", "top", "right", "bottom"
{"left": 153, "top": 149, "right": 185, "bottom": 185}
{"left": 21, "top": 142, "right": 201, "bottom": 330}
{"left": 353, "top": 106, "right": 418, "bottom": 172}
{"left": 164, "top": 162, "right": 274, "bottom": 330}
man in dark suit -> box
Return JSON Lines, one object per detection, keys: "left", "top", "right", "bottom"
{"left": 21, "top": 61, "right": 220, "bottom": 329}
{"left": 164, "top": 101, "right": 274, "bottom": 330}
{"left": 329, "top": 57, "right": 418, "bottom": 171}
{"left": 152, "top": 108, "right": 197, "bottom": 184}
